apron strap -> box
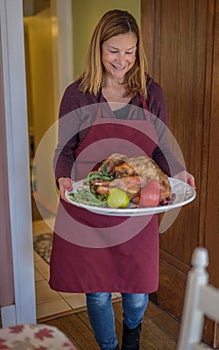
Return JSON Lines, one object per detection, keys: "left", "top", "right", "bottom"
{"left": 140, "top": 93, "right": 148, "bottom": 111}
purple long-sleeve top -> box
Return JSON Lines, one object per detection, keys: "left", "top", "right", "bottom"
{"left": 53, "top": 75, "right": 184, "bottom": 182}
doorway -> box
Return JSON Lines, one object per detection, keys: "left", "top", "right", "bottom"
{"left": 23, "top": 0, "right": 139, "bottom": 323}
{"left": 22, "top": 0, "right": 76, "bottom": 321}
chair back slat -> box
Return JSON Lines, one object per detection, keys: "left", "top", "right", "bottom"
{"left": 199, "top": 285, "right": 219, "bottom": 321}
{"left": 177, "top": 247, "right": 219, "bottom": 350}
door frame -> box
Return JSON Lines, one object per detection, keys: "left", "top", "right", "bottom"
{"left": 0, "top": 0, "right": 36, "bottom": 326}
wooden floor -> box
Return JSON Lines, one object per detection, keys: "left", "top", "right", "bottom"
{"left": 43, "top": 300, "right": 180, "bottom": 350}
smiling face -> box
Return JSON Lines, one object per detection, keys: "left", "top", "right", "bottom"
{"left": 101, "top": 32, "right": 137, "bottom": 83}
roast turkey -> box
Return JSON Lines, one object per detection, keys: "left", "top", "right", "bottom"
{"left": 87, "top": 153, "right": 172, "bottom": 205}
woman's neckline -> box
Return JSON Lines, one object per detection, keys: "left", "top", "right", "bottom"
{"left": 101, "top": 88, "right": 132, "bottom": 111}
{"left": 107, "top": 100, "right": 132, "bottom": 111}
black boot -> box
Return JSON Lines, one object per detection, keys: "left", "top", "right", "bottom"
{"left": 121, "top": 323, "right": 141, "bottom": 350}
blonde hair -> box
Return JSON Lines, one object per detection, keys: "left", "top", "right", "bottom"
{"left": 79, "top": 9, "right": 148, "bottom": 98}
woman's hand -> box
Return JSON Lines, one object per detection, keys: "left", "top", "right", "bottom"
{"left": 173, "top": 170, "right": 196, "bottom": 189}
{"left": 58, "top": 177, "right": 73, "bottom": 201}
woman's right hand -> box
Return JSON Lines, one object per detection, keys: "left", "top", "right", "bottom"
{"left": 58, "top": 177, "right": 73, "bottom": 201}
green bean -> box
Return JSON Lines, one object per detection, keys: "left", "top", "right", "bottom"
{"left": 68, "top": 187, "right": 107, "bottom": 207}
{"left": 86, "top": 172, "right": 114, "bottom": 182}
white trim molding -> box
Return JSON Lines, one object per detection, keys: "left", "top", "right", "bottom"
{"left": 0, "top": 0, "right": 36, "bottom": 325}
{"left": 1, "top": 305, "right": 16, "bottom": 328}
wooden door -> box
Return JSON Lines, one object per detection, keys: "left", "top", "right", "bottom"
{"left": 141, "top": 0, "right": 219, "bottom": 346}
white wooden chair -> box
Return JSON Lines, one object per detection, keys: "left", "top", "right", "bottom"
{"left": 177, "top": 247, "right": 219, "bottom": 350}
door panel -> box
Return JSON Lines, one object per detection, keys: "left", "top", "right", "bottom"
{"left": 141, "top": 0, "right": 218, "bottom": 346}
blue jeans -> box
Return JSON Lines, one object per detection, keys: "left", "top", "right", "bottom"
{"left": 86, "top": 292, "right": 148, "bottom": 350}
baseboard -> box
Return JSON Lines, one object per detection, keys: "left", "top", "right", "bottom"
{"left": 1, "top": 305, "right": 16, "bottom": 327}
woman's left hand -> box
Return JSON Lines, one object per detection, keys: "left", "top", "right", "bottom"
{"left": 173, "top": 170, "right": 196, "bottom": 189}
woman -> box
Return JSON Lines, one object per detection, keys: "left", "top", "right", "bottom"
{"left": 49, "top": 9, "right": 195, "bottom": 350}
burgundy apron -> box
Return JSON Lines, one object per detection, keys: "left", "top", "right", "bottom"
{"left": 49, "top": 95, "right": 160, "bottom": 294}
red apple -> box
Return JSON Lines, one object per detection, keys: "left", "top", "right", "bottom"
{"left": 139, "top": 180, "right": 160, "bottom": 207}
